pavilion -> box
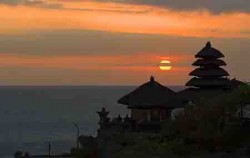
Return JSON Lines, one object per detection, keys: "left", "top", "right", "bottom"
{"left": 118, "top": 76, "right": 178, "bottom": 122}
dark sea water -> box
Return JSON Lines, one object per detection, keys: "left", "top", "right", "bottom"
{"left": 0, "top": 86, "right": 185, "bottom": 157}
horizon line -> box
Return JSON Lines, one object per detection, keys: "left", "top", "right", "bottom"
{"left": 0, "top": 84, "right": 187, "bottom": 87}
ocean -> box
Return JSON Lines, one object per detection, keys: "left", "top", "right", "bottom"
{"left": 0, "top": 86, "right": 184, "bottom": 157}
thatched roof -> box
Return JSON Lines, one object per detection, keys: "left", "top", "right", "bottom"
{"left": 176, "top": 87, "right": 232, "bottom": 106}
{"left": 117, "top": 76, "right": 177, "bottom": 109}
{"left": 195, "top": 42, "right": 225, "bottom": 59}
{"left": 189, "top": 67, "right": 229, "bottom": 77}
{"left": 180, "top": 78, "right": 246, "bottom": 105}
{"left": 186, "top": 77, "right": 231, "bottom": 87}
{"left": 230, "top": 78, "right": 246, "bottom": 88}
{"left": 193, "top": 59, "right": 226, "bottom": 67}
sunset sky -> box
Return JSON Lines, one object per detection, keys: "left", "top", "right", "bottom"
{"left": 0, "top": 0, "right": 249, "bottom": 85}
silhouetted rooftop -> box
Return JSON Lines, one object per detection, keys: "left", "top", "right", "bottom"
{"left": 193, "top": 59, "right": 226, "bottom": 67}
{"left": 180, "top": 78, "right": 246, "bottom": 105}
{"left": 195, "top": 42, "right": 225, "bottom": 59}
{"left": 118, "top": 76, "right": 177, "bottom": 109}
{"left": 186, "top": 77, "right": 231, "bottom": 87}
{"left": 230, "top": 78, "right": 246, "bottom": 88}
{"left": 177, "top": 87, "right": 232, "bottom": 105}
{"left": 189, "top": 67, "right": 230, "bottom": 77}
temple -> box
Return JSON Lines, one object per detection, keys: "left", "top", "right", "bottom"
{"left": 177, "top": 42, "right": 244, "bottom": 105}
{"left": 186, "top": 42, "right": 231, "bottom": 88}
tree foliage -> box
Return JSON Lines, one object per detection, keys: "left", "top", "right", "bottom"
{"left": 162, "top": 85, "right": 250, "bottom": 153}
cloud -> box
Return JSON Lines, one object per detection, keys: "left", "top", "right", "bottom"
{"left": 0, "top": 0, "right": 21, "bottom": 5}
{"left": 0, "top": 30, "right": 249, "bottom": 56}
{"left": 1, "top": 0, "right": 249, "bottom": 14}
{"left": 0, "top": 3, "right": 249, "bottom": 38}
{"left": 94, "top": 0, "right": 250, "bottom": 14}
{"left": 0, "top": 0, "right": 61, "bottom": 9}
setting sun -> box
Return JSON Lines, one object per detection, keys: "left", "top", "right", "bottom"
{"left": 159, "top": 60, "right": 172, "bottom": 71}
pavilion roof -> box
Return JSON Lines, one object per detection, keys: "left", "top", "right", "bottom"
{"left": 195, "top": 42, "right": 225, "bottom": 59}
{"left": 230, "top": 78, "right": 246, "bottom": 88}
{"left": 192, "top": 59, "right": 226, "bottom": 67}
{"left": 189, "top": 67, "right": 229, "bottom": 77}
{"left": 186, "top": 77, "right": 231, "bottom": 87}
{"left": 176, "top": 87, "right": 232, "bottom": 105}
{"left": 117, "top": 76, "right": 177, "bottom": 109}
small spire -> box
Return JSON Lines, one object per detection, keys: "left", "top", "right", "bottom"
{"left": 150, "top": 75, "right": 155, "bottom": 82}
{"left": 206, "top": 41, "right": 212, "bottom": 48}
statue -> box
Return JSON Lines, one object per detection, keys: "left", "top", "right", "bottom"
{"left": 97, "top": 107, "right": 110, "bottom": 129}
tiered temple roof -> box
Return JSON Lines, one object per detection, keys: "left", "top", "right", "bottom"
{"left": 177, "top": 42, "right": 246, "bottom": 106}
{"left": 186, "top": 42, "right": 231, "bottom": 88}
{"left": 192, "top": 59, "right": 226, "bottom": 67}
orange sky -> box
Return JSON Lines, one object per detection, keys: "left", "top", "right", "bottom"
{"left": 0, "top": 1, "right": 249, "bottom": 38}
{"left": 0, "top": 53, "right": 191, "bottom": 72}
{"left": 0, "top": 53, "right": 192, "bottom": 85}
{"left": 0, "top": 0, "right": 249, "bottom": 85}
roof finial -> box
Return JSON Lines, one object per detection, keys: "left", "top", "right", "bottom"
{"left": 206, "top": 41, "right": 211, "bottom": 48}
{"left": 150, "top": 75, "right": 155, "bottom": 82}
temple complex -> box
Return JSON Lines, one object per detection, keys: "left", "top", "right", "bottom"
{"left": 92, "top": 41, "right": 248, "bottom": 158}
{"left": 113, "top": 42, "right": 245, "bottom": 125}
{"left": 96, "top": 41, "right": 246, "bottom": 132}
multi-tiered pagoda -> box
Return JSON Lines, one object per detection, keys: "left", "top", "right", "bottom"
{"left": 186, "top": 42, "right": 231, "bottom": 88}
